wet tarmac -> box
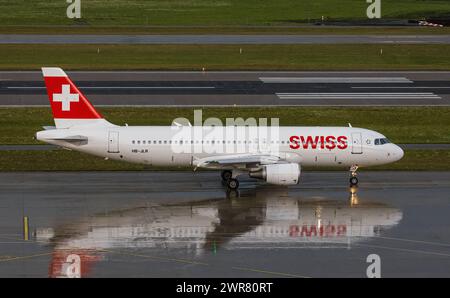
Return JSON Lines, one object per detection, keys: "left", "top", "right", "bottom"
{"left": 0, "top": 171, "right": 449, "bottom": 278}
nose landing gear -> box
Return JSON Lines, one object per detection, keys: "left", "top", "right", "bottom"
{"left": 349, "top": 165, "right": 359, "bottom": 186}
{"left": 349, "top": 176, "right": 359, "bottom": 186}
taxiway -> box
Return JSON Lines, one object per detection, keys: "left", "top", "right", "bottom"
{"left": 0, "top": 171, "right": 449, "bottom": 277}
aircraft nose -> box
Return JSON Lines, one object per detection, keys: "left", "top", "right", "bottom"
{"left": 393, "top": 145, "right": 404, "bottom": 161}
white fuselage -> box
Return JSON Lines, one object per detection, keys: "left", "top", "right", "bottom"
{"left": 36, "top": 125, "right": 404, "bottom": 169}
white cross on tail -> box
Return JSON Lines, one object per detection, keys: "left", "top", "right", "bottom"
{"left": 53, "top": 84, "right": 79, "bottom": 111}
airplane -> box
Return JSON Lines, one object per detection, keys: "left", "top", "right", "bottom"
{"left": 36, "top": 67, "right": 404, "bottom": 189}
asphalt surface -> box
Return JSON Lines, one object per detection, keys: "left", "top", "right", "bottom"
{"left": 1, "top": 71, "right": 450, "bottom": 106}
{"left": 0, "top": 171, "right": 449, "bottom": 277}
{"left": 1, "top": 34, "right": 450, "bottom": 44}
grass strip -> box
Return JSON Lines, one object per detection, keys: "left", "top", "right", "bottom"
{"left": 1, "top": 107, "right": 449, "bottom": 145}
{"left": 0, "top": 44, "right": 449, "bottom": 70}
{"left": 1, "top": 0, "right": 449, "bottom": 27}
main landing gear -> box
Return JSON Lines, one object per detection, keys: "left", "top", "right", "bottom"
{"left": 221, "top": 170, "right": 239, "bottom": 190}
{"left": 227, "top": 178, "right": 239, "bottom": 190}
{"left": 221, "top": 170, "right": 232, "bottom": 181}
{"left": 349, "top": 165, "right": 359, "bottom": 186}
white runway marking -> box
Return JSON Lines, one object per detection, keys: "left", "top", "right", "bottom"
{"left": 352, "top": 86, "right": 450, "bottom": 89}
{"left": 260, "top": 77, "right": 413, "bottom": 83}
{"left": 277, "top": 92, "right": 441, "bottom": 99}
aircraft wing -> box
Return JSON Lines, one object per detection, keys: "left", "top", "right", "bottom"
{"left": 193, "top": 153, "right": 284, "bottom": 170}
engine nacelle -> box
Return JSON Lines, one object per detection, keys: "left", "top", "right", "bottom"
{"left": 249, "top": 163, "right": 301, "bottom": 185}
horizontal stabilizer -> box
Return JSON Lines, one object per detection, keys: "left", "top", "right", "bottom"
{"left": 49, "top": 135, "right": 88, "bottom": 142}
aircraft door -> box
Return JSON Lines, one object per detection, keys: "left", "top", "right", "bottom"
{"left": 108, "top": 131, "right": 120, "bottom": 153}
{"left": 351, "top": 132, "right": 362, "bottom": 154}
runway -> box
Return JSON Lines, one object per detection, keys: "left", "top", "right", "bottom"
{"left": 1, "top": 34, "right": 450, "bottom": 44}
{"left": 1, "top": 71, "right": 450, "bottom": 106}
{"left": 0, "top": 171, "right": 449, "bottom": 277}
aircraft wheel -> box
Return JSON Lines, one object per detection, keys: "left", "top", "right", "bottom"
{"left": 221, "top": 170, "right": 232, "bottom": 181}
{"left": 349, "top": 176, "right": 359, "bottom": 186}
{"left": 227, "top": 178, "right": 239, "bottom": 190}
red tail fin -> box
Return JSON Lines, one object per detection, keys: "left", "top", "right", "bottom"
{"left": 42, "top": 67, "right": 109, "bottom": 128}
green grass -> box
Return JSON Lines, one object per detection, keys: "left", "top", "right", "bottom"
{"left": 0, "top": 107, "right": 449, "bottom": 145}
{"left": 1, "top": 0, "right": 449, "bottom": 26}
{"left": 1, "top": 44, "right": 450, "bottom": 70}
{"left": 0, "top": 149, "right": 448, "bottom": 171}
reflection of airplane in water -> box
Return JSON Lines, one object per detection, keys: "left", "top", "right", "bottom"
{"left": 34, "top": 187, "right": 402, "bottom": 277}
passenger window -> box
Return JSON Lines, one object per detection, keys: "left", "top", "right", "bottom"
{"left": 375, "top": 139, "right": 380, "bottom": 145}
{"left": 132, "top": 140, "right": 135, "bottom": 144}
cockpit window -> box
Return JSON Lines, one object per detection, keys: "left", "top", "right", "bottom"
{"left": 375, "top": 138, "right": 391, "bottom": 145}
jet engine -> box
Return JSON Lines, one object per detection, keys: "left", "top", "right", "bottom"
{"left": 249, "top": 163, "right": 301, "bottom": 185}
